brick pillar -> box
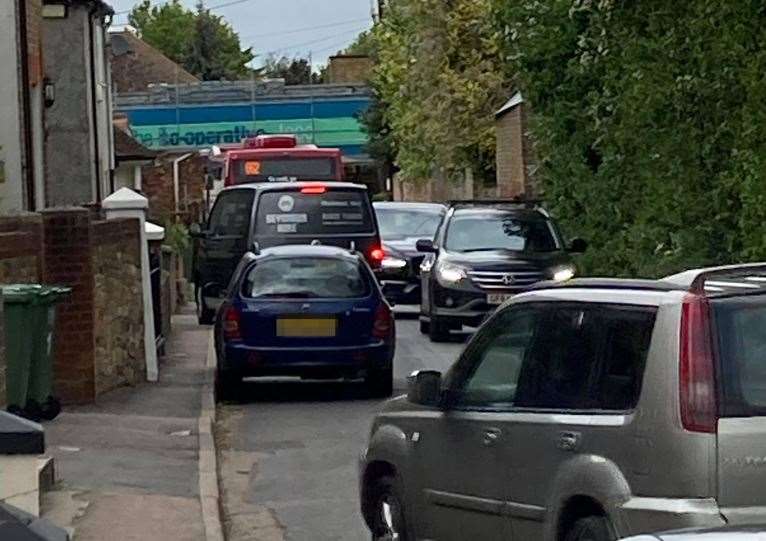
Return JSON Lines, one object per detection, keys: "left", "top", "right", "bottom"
{"left": 41, "top": 209, "right": 96, "bottom": 404}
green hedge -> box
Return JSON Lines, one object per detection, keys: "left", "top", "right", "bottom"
{"left": 495, "top": 1, "right": 766, "bottom": 277}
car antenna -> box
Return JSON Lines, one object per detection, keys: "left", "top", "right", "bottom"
{"left": 251, "top": 241, "right": 261, "bottom": 255}
{"left": 311, "top": 239, "right": 322, "bottom": 246}
{"left": 350, "top": 241, "right": 356, "bottom": 252}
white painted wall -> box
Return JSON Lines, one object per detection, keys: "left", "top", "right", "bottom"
{"left": 0, "top": 1, "right": 25, "bottom": 213}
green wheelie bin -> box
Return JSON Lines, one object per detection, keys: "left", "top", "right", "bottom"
{"left": 26, "top": 286, "right": 70, "bottom": 421}
{"left": 1, "top": 285, "right": 43, "bottom": 417}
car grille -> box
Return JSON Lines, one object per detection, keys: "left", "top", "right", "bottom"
{"left": 468, "top": 269, "right": 545, "bottom": 291}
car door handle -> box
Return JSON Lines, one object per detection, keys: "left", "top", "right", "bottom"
{"left": 482, "top": 428, "right": 502, "bottom": 447}
{"left": 557, "top": 431, "right": 581, "bottom": 452}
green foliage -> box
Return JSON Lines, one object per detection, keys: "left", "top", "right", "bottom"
{"left": 495, "top": 0, "right": 766, "bottom": 277}
{"left": 164, "top": 221, "right": 190, "bottom": 255}
{"left": 262, "top": 55, "right": 317, "bottom": 85}
{"left": 129, "top": 0, "right": 254, "bottom": 81}
{"left": 369, "top": 0, "right": 508, "bottom": 182}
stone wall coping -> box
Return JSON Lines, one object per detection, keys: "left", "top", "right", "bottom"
{"left": 145, "top": 221, "right": 165, "bottom": 241}
{"left": 102, "top": 188, "right": 149, "bottom": 210}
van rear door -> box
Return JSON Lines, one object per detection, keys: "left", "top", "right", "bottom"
{"left": 712, "top": 294, "right": 766, "bottom": 514}
{"left": 254, "top": 186, "right": 381, "bottom": 265}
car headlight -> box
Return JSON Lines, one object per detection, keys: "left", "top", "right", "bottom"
{"left": 551, "top": 265, "right": 576, "bottom": 282}
{"left": 381, "top": 256, "right": 407, "bottom": 270}
{"left": 436, "top": 262, "right": 468, "bottom": 286}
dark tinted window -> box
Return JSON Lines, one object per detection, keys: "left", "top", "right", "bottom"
{"left": 516, "top": 306, "right": 599, "bottom": 409}
{"left": 233, "top": 157, "right": 337, "bottom": 183}
{"left": 445, "top": 213, "right": 558, "bottom": 252}
{"left": 714, "top": 296, "right": 766, "bottom": 416}
{"left": 256, "top": 190, "right": 374, "bottom": 236}
{"left": 592, "top": 307, "right": 656, "bottom": 410}
{"left": 451, "top": 308, "right": 541, "bottom": 409}
{"left": 376, "top": 208, "right": 444, "bottom": 240}
{"left": 208, "top": 190, "right": 254, "bottom": 237}
{"left": 243, "top": 257, "right": 370, "bottom": 299}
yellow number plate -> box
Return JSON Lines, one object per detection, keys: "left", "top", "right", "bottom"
{"left": 276, "top": 317, "right": 337, "bottom": 337}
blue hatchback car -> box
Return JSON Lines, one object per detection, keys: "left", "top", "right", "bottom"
{"left": 214, "top": 245, "right": 396, "bottom": 399}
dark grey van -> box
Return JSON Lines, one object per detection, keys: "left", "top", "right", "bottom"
{"left": 192, "top": 182, "right": 382, "bottom": 323}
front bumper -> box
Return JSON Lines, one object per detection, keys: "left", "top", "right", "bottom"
{"left": 429, "top": 283, "right": 505, "bottom": 327}
{"left": 222, "top": 341, "right": 394, "bottom": 378}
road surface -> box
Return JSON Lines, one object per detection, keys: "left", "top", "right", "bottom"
{"left": 216, "top": 313, "right": 471, "bottom": 541}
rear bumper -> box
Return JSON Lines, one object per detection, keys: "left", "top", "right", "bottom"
{"left": 616, "top": 497, "right": 725, "bottom": 536}
{"left": 221, "top": 341, "right": 393, "bottom": 378}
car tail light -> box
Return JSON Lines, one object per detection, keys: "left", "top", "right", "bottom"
{"left": 372, "top": 304, "right": 393, "bottom": 340}
{"left": 301, "top": 185, "right": 327, "bottom": 194}
{"left": 679, "top": 293, "right": 718, "bottom": 433}
{"left": 370, "top": 248, "right": 385, "bottom": 263}
{"left": 223, "top": 305, "right": 242, "bottom": 341}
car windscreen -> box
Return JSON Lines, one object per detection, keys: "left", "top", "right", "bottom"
{"left": 243, "top": 257, "right": 370, "bottom": 299}
{"left": 376, "top": 208, "right": 444, "bottom": 240}
{"left": 232, "top": 157, "right": 336, "bottom": 183}
{"left": 714, "top": 295, "right": 766, "bottom": 416}
{"left": 445, "top": 213, "right": 559, "bottom": 252}
{"left": 255, "top": 190, "right": 374, "bottom": 236}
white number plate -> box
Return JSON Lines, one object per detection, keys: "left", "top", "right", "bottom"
{"left": 487, "top": 293, "right": 514, "bottom": 305}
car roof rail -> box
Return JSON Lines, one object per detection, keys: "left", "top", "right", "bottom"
{"left": 447, "top": 197, "right": 544, "bottom": 210}
{"left": 527, "top": 278, "right": 684, "bottom": 293}
{"left": 662, "top": 262, "right": 766, "bottom": 295}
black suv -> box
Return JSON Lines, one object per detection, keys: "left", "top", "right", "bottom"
{"left": 418, "top": 200, "right": 586, "bottom": 341}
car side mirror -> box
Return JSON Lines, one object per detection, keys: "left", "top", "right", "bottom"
{"left": 416, "top": 239, "right": 437, "bottom": 253}
{"left": 407, "top": 370, "right": 442, "bottom": 407}
{"left": 569, "top": 238, "right": 588, "bottom": 254}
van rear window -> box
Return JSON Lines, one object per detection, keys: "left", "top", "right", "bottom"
{"left": 255, "top": 190, "right": 374, "bottom": 236}
{"left": 714, "top": 296, "right": 766, "bottom": 416}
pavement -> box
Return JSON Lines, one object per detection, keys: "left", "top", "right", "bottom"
{"left": 41, "top": 307, "right": 213, "bottom": 541}
{"left": 216, "top": 310, "right": 469, "bottom": 541}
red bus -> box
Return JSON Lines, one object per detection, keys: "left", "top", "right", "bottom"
{"left": 224, "top": 134, "right": 345, "bottom": 186}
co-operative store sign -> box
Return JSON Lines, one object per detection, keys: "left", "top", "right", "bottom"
{"left": 122, "top": 98, "right": 371, "bottom": 155}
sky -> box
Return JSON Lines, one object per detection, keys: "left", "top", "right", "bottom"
{"left": 109, "top": 0, "right": 375, "bottom": 69}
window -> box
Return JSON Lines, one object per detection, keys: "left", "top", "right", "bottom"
{"left": 208, "top": 190, "right": 254, "bottom": 238}
{"left": 232, "top": 157, "right": 337, "bottom": 183}
{"left": 445, "top": 212, "right": 559, "bottom": 253}
{"left": 376, "top": 209, "right": 444, "bottom": 241}
{"left": 515, "top": 306, "right": 599, "bottom": 410}
{"left": 714, "top": 296, "right": 766, "bottom": 416}
{"left": 452, "top": 308, "right": 540, "bottom": 409}
{"left": 256, "top": 190, "right": 374, "bottom": 236}
{"left": 592, "top": 307, "right": 656, "bottom": 410}
{"left": 243, "top": 257, "right": 370, "bottom": 299}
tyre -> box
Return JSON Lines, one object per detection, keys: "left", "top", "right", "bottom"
{"left": 368, "top": 476, "right": 410, "bottom": 541}
{"left": 196, "top": 288, "right": 215, "bottom": 325}
{"left": 564, "top": 516, "right": 616, "bottom": 541}
{"left": 419, "top": 319, "right": 429, "bottom": 334}
{"left": 215, "top": 370, "right": 240, "bottom": 403}
{"left": 366, "top": 368, "right": 394, "bottom": 398}
{"left": 428, "top": 316, "right": 450, "bottom": 342}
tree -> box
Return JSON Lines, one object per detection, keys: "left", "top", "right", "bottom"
{"left": 368, "top": 0, "right": 508, "bottom": 182}
{"left": 493, "top": 1, "right": 766, "bottom": 277}
{"left": 261, "top": 55, "right": 314, "bottom": 85}
{"left": 128, "top": 0, "right": 254, "bottom": 81}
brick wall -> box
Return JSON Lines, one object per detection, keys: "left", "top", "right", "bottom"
{"left": 41, "top": 209, "right": 96, "bottom": 404}
{"left": 92, "top": 219, "right": 145, "bottom": 395}
{"left": 326, "top": 56, "right": 373, "bottom": 83}
{"left": 0, "top": 215, "right": 43, "bottom": 284}
{"left": 141, "top": 154, "right": 206, "bottom": 225}
{"left": 495, "top": 102, "right": 538, "bottom": 198}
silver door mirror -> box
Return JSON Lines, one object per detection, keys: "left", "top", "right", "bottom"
{"left": 407, "top": 370, "right": 442, "bottom": 407}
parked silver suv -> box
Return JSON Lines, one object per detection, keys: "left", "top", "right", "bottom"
{"left": 360, "top": 263, "right": 766, "bottom": 541}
